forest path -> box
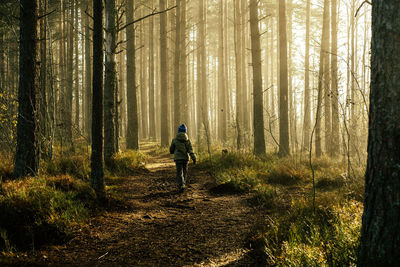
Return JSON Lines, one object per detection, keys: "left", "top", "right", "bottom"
{"left": 30, "top": 143, "right": 266, "bottom": 266}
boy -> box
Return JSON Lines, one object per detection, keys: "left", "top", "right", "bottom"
{"left": 169, "top": 124, "right": 196, "bottom": 191}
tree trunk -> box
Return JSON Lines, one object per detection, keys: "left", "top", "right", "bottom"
{"left": 74, "top": 1, "right": 80, "bottom": 132}
{"left": 323, "top": 0, "right": 331, "bottom": 155}
{"left": 85, "top": 3, "right": 92, "bottom": 140}
{"left": 14, "top": 0, "right": 40, "bottom": 178}
{"left": 160, "top": 0, "right": 170, "bottom": 147}
{"left": 126, "top": 0, "right": 139, "bottom": 149}
{"left": 140, "top": 15, "right": 148, "bottom": 139}
{"left": 180, "top": 0, "right": 188, "bottom": 132}
{"left": 234, "top": 0, "right": 242, "bottom": 150}
{"left": 249, "top": 0, "right": 266, "bottom": 156}
{"left": 90, "top": 0, "right": 105, "bottom": 195}
{"left": 104, "top": 0, "right": 117, "bottom": 165}
{"left": 278, "top": 0, "right": 290, "bottom": 157}
{"left": 330, "top": 0, "right": 339, "bottom": 157}
{"left": 173, "top": 0, "right": 181, "bottom": 131}
{"left": 218, "top": 0, "right": 227, "bottom": 143}
{"left": 149, "top": 3, "right": 156, "bottom": 140}
{"left": 240, "top": 0, "right": 249, "bottom": 134}
{"left": 58, "top": 0, "right": 66, "bottom": 145}
{"left": 315, "top": 0, "right": 330, "bottom": 158}
{"left": 358, "top": 1, "right": 400, "bottom": 264}
{"left": 303, "top": 0, "right": 311, "bottom": 152}
{"left": 0, "top": 32, "right": 4, "bottom": 92}
{"left": 66, "top": 0, "right": 74, "bottom": 146}
{"left": 40, "top": 0, "right": 49, "bottom": 157}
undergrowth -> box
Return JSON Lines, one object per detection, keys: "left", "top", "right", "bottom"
{"left": 197, "top": 149, "right": 365, "bottom": 266}
{"left": 0, "top": 176, "right": 93, "bottom": 252}
{"left": 107, "top": 150, "right": 147, "bottom": 176}
{"left": 0, "top": 145, "right": 148, "bottom": 252}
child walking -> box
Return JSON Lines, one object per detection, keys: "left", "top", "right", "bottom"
{"left": 169, "top": 124, "right": 196, "bottom": 191}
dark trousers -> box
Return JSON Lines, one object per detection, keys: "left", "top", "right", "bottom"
{"left": 175, "top": 160, "right": 188, "bottom": 187}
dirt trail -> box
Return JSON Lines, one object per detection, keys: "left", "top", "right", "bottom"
{"left": 19, "top": 144, "right": 266, "bottom": 266}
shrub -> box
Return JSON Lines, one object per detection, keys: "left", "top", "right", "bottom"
{"left": 108, "top": 150, "right": 147, "bottom": 176}
{"left": 0, "top": 154, "right": 14, "bottom": 181}
{"left": 0, "top": 177, "right": 91, "bottom": 251}
{"left": 42, "top": 155, "right": 90, "bottom": 180}
{"left": 259, "top": 199, "right": 362, "bottom": 266}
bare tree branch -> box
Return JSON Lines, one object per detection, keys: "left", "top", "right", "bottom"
{"left": 118, "top": 5, "right": 177, "bottom": 33}
{"left": 355, "top": 0, "right": 371, "bottom": 17}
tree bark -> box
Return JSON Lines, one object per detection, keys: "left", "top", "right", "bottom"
{"left": 234, "top": 0, "right": 242, "bottom": 150}
{"left": 160, "top": 0, "right": 170, "bottom": 147}
{"left": 278, "top": 0, "right": 290, "bottom": 157}
{"left": 90, "top": 0, "right": 105, "bottom": 195}
{"left": 126, "top": 0, "right": 139, "bottom": 149}
{"left": 315, "top": 0, "right": 330, "bottom": 158}
{"left": 249, "top": 0, "right": 266, "bottom": 156}
{"left": 40, "top": 0, "right": 49, "bottom": 157}
{"left": 14, "top": 0, "right": 40, "bottom": 178}
{"left": 74, "top": 1, "right": 80, "bottom": 132}
{"left": 303, "top": 0, "right": 311, "bottom": 152}
{"left": 148, "top": 3, "right": 156, "bottom": 140}
{"left": 173, "top": 0, "right": 181, "bottom": 132}
{"left": 240, "top": 0, "right": 249, "bottom": 134}
{"left": 323, "top": 0, "right": 331, "bottom": 155}
{"left": 218, "top": 0, "right": 227, "bottom": 143}
{"left": 180, "top": 0, "right": 188, "bottom": 131}
{"left": 140, "top": 13, "right": 148, "bottom": 139}
{"left": 84, "top": 3, "right": 92, "bottom": 140}
{"left": 66, "top": 0, "right": 74, "bottom": 146}
{"left": 104, "top": 0, "right": 117, "bottom": 165}
{"left": 358, "top": 0, "right": 400, "bottom": 264}
{"left": 331, "top": 0, "right": 339, "bottom": 157}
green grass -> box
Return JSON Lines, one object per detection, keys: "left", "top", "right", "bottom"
{"left": 107, "top": 150, "right": 147, "bottom": 176}
{"left": 0, "top": 145, "right": 148, "bottom": 252}
{"left": 197, "top": 149, "right": 365, "bottom": 266}
{"left": 258, "top": 199, "right": 362, "bottom": 266}
{"left": 42, "top": 154, "right": 91, "bottom": 180}
{"left": 0, "top": 176, "right": 93, "bottom": 251}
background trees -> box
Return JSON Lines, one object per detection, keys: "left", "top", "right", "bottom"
{"left": 0, "top": 0, "right": 371, "bottom": 186}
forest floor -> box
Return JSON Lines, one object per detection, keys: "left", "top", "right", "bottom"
{"left": 7, "top": 143, "right": 268, "bottom": 266}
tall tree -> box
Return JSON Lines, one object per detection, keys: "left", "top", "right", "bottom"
{"left": 91, "top": 0, "right": 105, "bottom": 195}
{"left": 74, "top": 1, "right": 80, "bottom": 132}
{"left": 173, "top": 0, "right": 181, "bottom": 131}
{"left": 315, "top": 0, "right": 330, "bottom": 158}
{"left": 126, "top": 0, "right": 139, "bottom": 149}
{"left": 240, "top": 0, "right": 249, "bottom": 133}
{"left": 218, "top": 0, "right": 227, "bottom": 142}
{"left": 14, "top": 0, "right": 39, "bottom": 178}
{"left": 199, "top": 0, "right": 210, "bottom": 149}
{"left": 330, "top": 0, "right": 339, "bottom": 157}
{"left": 358, "top": 1, "right": 400, "bottom": 264}
{"left": 160, "top": 0, "right": 170, "bottom": 147}
{"left": 323, "top": 0, "right": 331, "bottom": 155}
{"left": 303, "top": 0, "right": 311, "bottom": 152}
{"left": 249, "top": 0, "right": 266, "bottom": 156}
{"left": 39, "top": 0, "right": 49, "bottom": 157}
{"left": 148, "top": 1, "right": 156, "bottom": 140}
{"left": 84, "top": 3, "right": 92, "bottom": 139}
{"left": 233, "top": 0, "right": 242, "bottom": 150}
{"left": 104, "top": 0, "right": 117, "bottom": 165}
{"left": 179, "top": 0, "right": 188, "bottom": 131}
{"left": 278, "top": 0, "right": 290, "bottom": 157}
{"left": 66, "top": 0, "right": 74, "bottom": 146}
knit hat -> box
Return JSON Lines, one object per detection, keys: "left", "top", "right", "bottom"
{"left": 178, "top": 124, "right": 187, "bottom": 133}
